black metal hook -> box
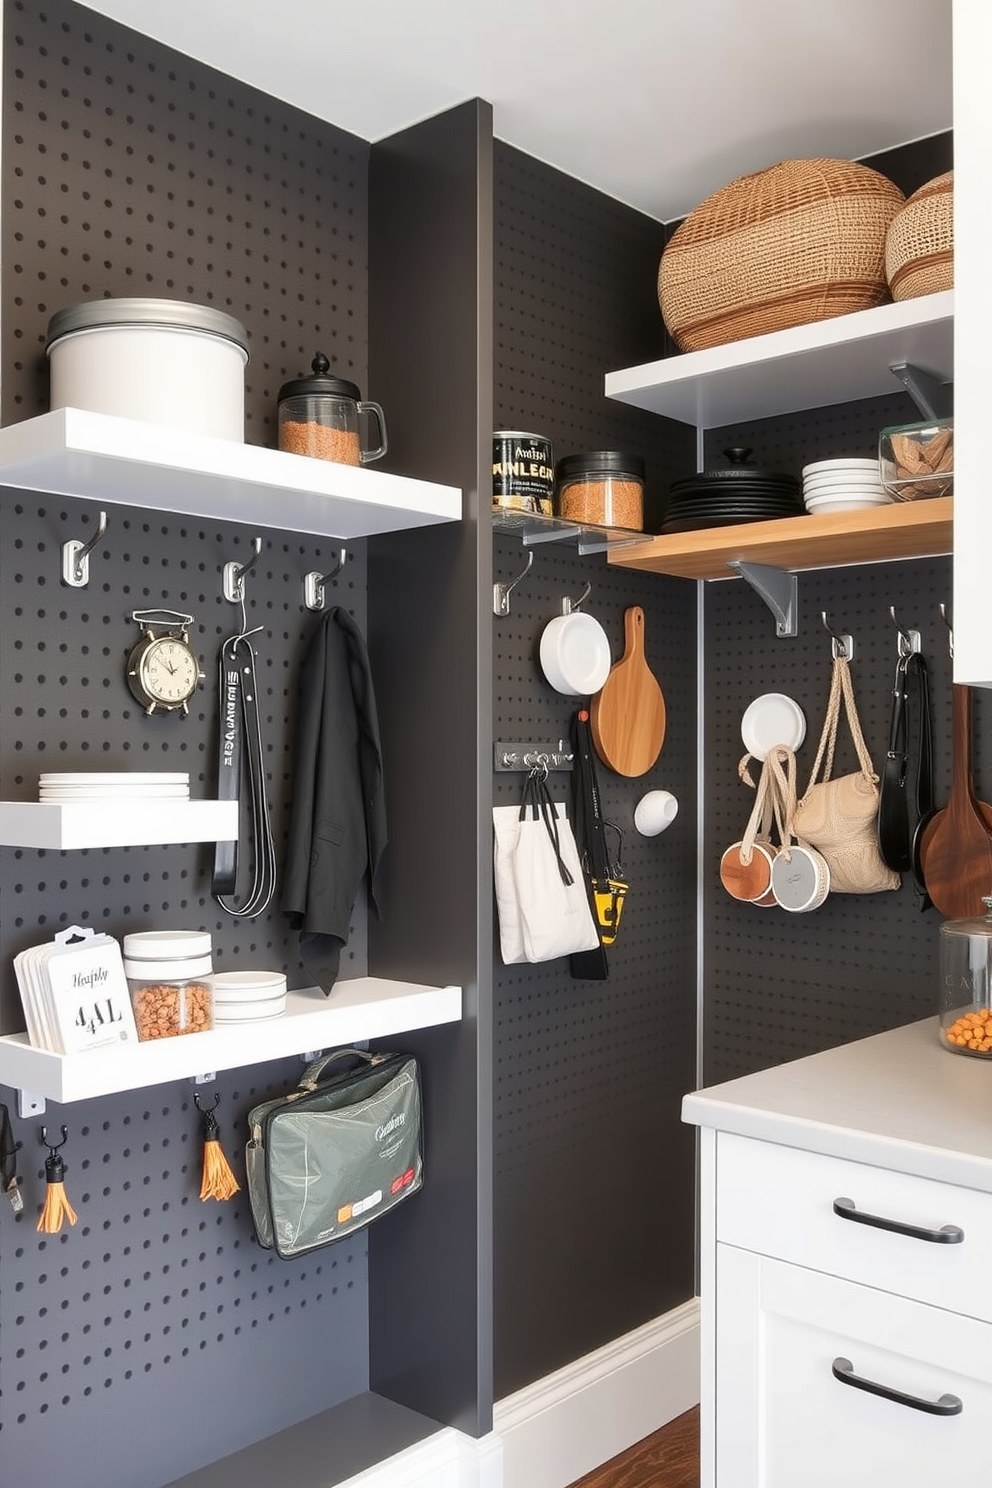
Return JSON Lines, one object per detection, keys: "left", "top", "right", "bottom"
{"left": 193, "top": 1091, "right": 221, "bottom": 1115}
{"left": 40, "top": 1124, "right": 68, "bottom": 1155}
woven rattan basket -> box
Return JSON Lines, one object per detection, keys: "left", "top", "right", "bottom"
{"left": 885, "top": 171, "right": 953, "bottom": 302}
{"left": 658, "top": 158, "right": 905, "bottom": 353}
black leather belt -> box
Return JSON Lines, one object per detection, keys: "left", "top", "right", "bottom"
{"left": 212, "top": 631, "right": 277, "bottom": 918}
{"left": 878, "top": 650, "right": 933, "bottom": 877}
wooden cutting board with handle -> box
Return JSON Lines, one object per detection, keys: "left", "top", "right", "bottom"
{"left": 917, "top": 684, "right": 992, "bottom": 918}
{"left": 589, "top": 606, "right": 666, "bottom": 777}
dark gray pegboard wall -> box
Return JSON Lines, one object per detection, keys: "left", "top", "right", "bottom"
{"left": 0, "top": 489, "right": 369, "bottom": 1027}
{"left": 492, "top": 143, "right": 698, "bottom": 1397}
{"left": 2, "top": 0, "right": 370, "bottom": 440}
{"left": 0, "top": 1063, "right": 368, "bottom": 1488}
{"left": 702, "top": 398, "right": 962, "bottom": 1087}
{"left": 0, "top": 2, "right": 379, "bottom": 1482}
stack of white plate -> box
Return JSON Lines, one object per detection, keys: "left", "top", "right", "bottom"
{"left": 211, "top": 970, "right": 287, "bottom": 1023}
{"left": 802, "top": 458, "right": 892, "bottom": 513}
{"left": 39, "top": 771, "right": 190, "bottom": 801}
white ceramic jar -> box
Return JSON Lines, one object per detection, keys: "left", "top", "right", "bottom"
{"left": 46, "top": 298, "right": 250, "bottom": 441}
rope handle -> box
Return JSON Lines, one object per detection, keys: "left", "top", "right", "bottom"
{"left": 765, "top": 744, "right": 807, "bottom": 861}
{"left": 801, "top": 656, "right": 876, "bottom": 799}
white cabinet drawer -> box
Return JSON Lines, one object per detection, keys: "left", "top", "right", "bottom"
{"left": 716, "top": 1244, "right": 992, "bottom": 1488}
{"left": 715, "top": 1130, "right": 992, "bottom": 1321}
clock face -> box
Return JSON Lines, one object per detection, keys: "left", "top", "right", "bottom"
{"left": 135, "top": 637, "right": 201, "bottom": 708}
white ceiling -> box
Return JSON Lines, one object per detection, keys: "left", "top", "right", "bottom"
{"left": 77, "top": 0, "right": 953, "bottom": 223}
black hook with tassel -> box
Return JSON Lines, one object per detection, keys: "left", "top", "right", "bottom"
{"left": 193, "top": 1091, "right": 240, "bottom": 1202}
{"left": 37, "top": 1125, "right": 77, "bottom": 1234}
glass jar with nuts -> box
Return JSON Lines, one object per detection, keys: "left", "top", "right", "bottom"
{"left": 554, "top": 451, "right": 646, "bottom": 531}
{"left": 123, "top": 930, "right": 213, "bottom": 1040}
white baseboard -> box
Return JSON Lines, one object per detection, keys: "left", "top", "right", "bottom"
{"left": 338, "top": 1425, "right": 503, "bottom": 1488}
{"left": 494, "top": 1299, "right": 701, "bottom": 1488}
{"left": 336, "top": 1299, "right": 700, "bottom": 1488}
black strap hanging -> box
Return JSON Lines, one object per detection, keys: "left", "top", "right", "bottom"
{"left": 878, "top": 650, "right": 933, "bottom": 879}
{"left": 212, "top": 630, "right": 277, "bottom": 918}
{"left": 519, "top": 767, "right": 574, "bottom": 888}
{"left": 569, "top": 708, "right": 628, "bottom": 980}
{"left": 0, "top": 1103, "right": 22, "bottom": 1213}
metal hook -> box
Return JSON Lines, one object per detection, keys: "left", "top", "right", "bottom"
{"left": 192, "top": 1091, "right": 221, "bottom": 1115}
{"left": 223, "top": 537, "right": 262, "bottom": 604}
{"left": 493, "top": 551, "right": 534, "bottom": 617}
{"left": 940, "top": 602, "right": 954, "bottom": 658}
{"left": 304, "top": 548, "right": 347, "bottom": 611}
{"left": 561, "top": 581, "right": 592, "bottom": 616}
{"left": 40, "top": 1125, "right": 68, "bottom": 1154}
{"left": 821, "top": 611, "right": 854, "bottom": 662}
{"left": 889, "top": 606, "right": 921, "bottom": 657}
{"left": 62, "top": 509, "right": 108, "bottom": 588}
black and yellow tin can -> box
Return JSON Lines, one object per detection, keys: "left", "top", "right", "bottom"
{"left": 492, "top": 430, "right": 554, "bottom": 515}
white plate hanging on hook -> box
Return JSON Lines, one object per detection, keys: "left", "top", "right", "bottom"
{"left": 539, "top": 584, "right": 612, "bottom": 697}
{"left": 741, "top": 693, "right": 806, "bottom": 761}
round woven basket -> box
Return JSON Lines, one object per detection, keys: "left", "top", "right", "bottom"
{"left": 885, "top": 171, "right": 953, "bottom": 302}
{"left": 658, "top": 158, "right": 905, "bottom": 353}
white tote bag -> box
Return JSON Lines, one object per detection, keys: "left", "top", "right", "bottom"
{"left": 493, "top": 773, "right": 599, "bottom": 965}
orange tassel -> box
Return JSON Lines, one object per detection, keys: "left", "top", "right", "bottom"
{"left": 197, "top": 1096, "right": 240, "bottom": 1202}
{"left": 37, "top": 1127, "right": 78, "bottom": 1234}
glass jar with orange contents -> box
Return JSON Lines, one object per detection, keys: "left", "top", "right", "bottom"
{"left": 938, "top": 897, "right": 992, "bottom": 1057}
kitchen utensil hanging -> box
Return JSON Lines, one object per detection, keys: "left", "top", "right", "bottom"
{"left": 740, "top": 692, "right": 806, "bottom": 761}
{"left": 539, "top": 583, "right": 612, "bottom": 697}
{"left": 589, "top": 606, "right": 666, "bottom": 776}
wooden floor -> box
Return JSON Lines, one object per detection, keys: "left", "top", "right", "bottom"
{"left": 567, "top": 1408, "right": 700, "bottom": 1488}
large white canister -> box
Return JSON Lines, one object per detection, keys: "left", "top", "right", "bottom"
{"left": 46, "top": 298, "right": 250, "bottom": 441}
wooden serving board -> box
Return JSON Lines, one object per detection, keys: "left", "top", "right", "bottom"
{"left": 589, "top": 606, "right": 666, "bottom": 777}
{"left": 917, "top": 684, "right": 992, "bottom": 919}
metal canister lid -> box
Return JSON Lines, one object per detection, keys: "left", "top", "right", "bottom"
{"left": 46, "top": 298, "right": 250, "bottom": 356}
{"left": 123, "top": 953, "right": 213, "bottom": 981}
{"left": 556, "top": 450, "right": 646, "bottom": 482}
{"left": 123, "top": 929, "right": 212, "bottom": 961}
{"left": 278, "top": 352, "right": 361, "bottom": 404}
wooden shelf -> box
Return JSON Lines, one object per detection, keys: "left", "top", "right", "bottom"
{"left": 0, "top": 977, "right": 462, "bottom": 1102}
{"left": 607, "top": 497, "right": 952, "bottom": 581}
{"left": 0, "top": 798, "right": 238, "bottom": 849}
{"left": 0, "top": 407, "right": 461, "bottom": 538}
{"left": 605, "top": 291, "right": 953, "bottom": 429}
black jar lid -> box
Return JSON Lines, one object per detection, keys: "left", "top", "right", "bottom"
{"left": 278, "top": 353, "right": 361, "bottom": 403}
{"left": 556, "top": 450, "right": 646, "bottom": 482}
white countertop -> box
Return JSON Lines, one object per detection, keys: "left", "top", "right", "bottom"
{"left": 682, "top": 1018, "right": 992, "bottom": 1193}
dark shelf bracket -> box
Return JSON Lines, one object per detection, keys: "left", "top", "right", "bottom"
{"left": 728, "top": 559, "right": 797, "bottom": 637}
{"left": 889, "top": 361, "right": 953, "bottom": 422}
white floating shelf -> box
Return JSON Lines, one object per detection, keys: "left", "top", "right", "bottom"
{"left": 0, "top": 798, "right": 238, "bottom": 849}
{"left": 0, "top": 408, "right": 461, "bottom": 537}
{"left": 0, "top": 978, "right": 462, "bottom": 1102}
{"left": 605, "top": 291, "right": 953, "bottom": 429}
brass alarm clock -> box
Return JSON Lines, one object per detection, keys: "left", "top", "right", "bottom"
{"left": 127, "top": 609, "right": 205, "bottom": 715}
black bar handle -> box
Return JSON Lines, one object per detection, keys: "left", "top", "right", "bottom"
{"left": 833, "top": 1196, "right": 964, "bottom": 1244}
{"left": 832, "top": 1357, "right": 963, "bottom": 1416}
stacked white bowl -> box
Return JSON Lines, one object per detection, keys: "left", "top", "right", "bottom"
{"left": 211, "top": 969, "right": 287, "bottom": 1023}
{"left": 802, "top": 457, "right": 892, "bottom": 513}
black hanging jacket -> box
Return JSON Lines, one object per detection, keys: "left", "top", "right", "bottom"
{"left": 282, "top": 607, "right": 387, "bottom": 992}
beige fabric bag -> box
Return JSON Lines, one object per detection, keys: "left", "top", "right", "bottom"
{"left": 792, "top": 657, "right": 901, "bottom": 895}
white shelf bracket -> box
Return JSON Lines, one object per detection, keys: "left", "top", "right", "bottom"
{"left": 889, "top": 361, "right": 953, "bottom": 422}
{"left": 728, "top": 560, "right": 797, "bottom": 637}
